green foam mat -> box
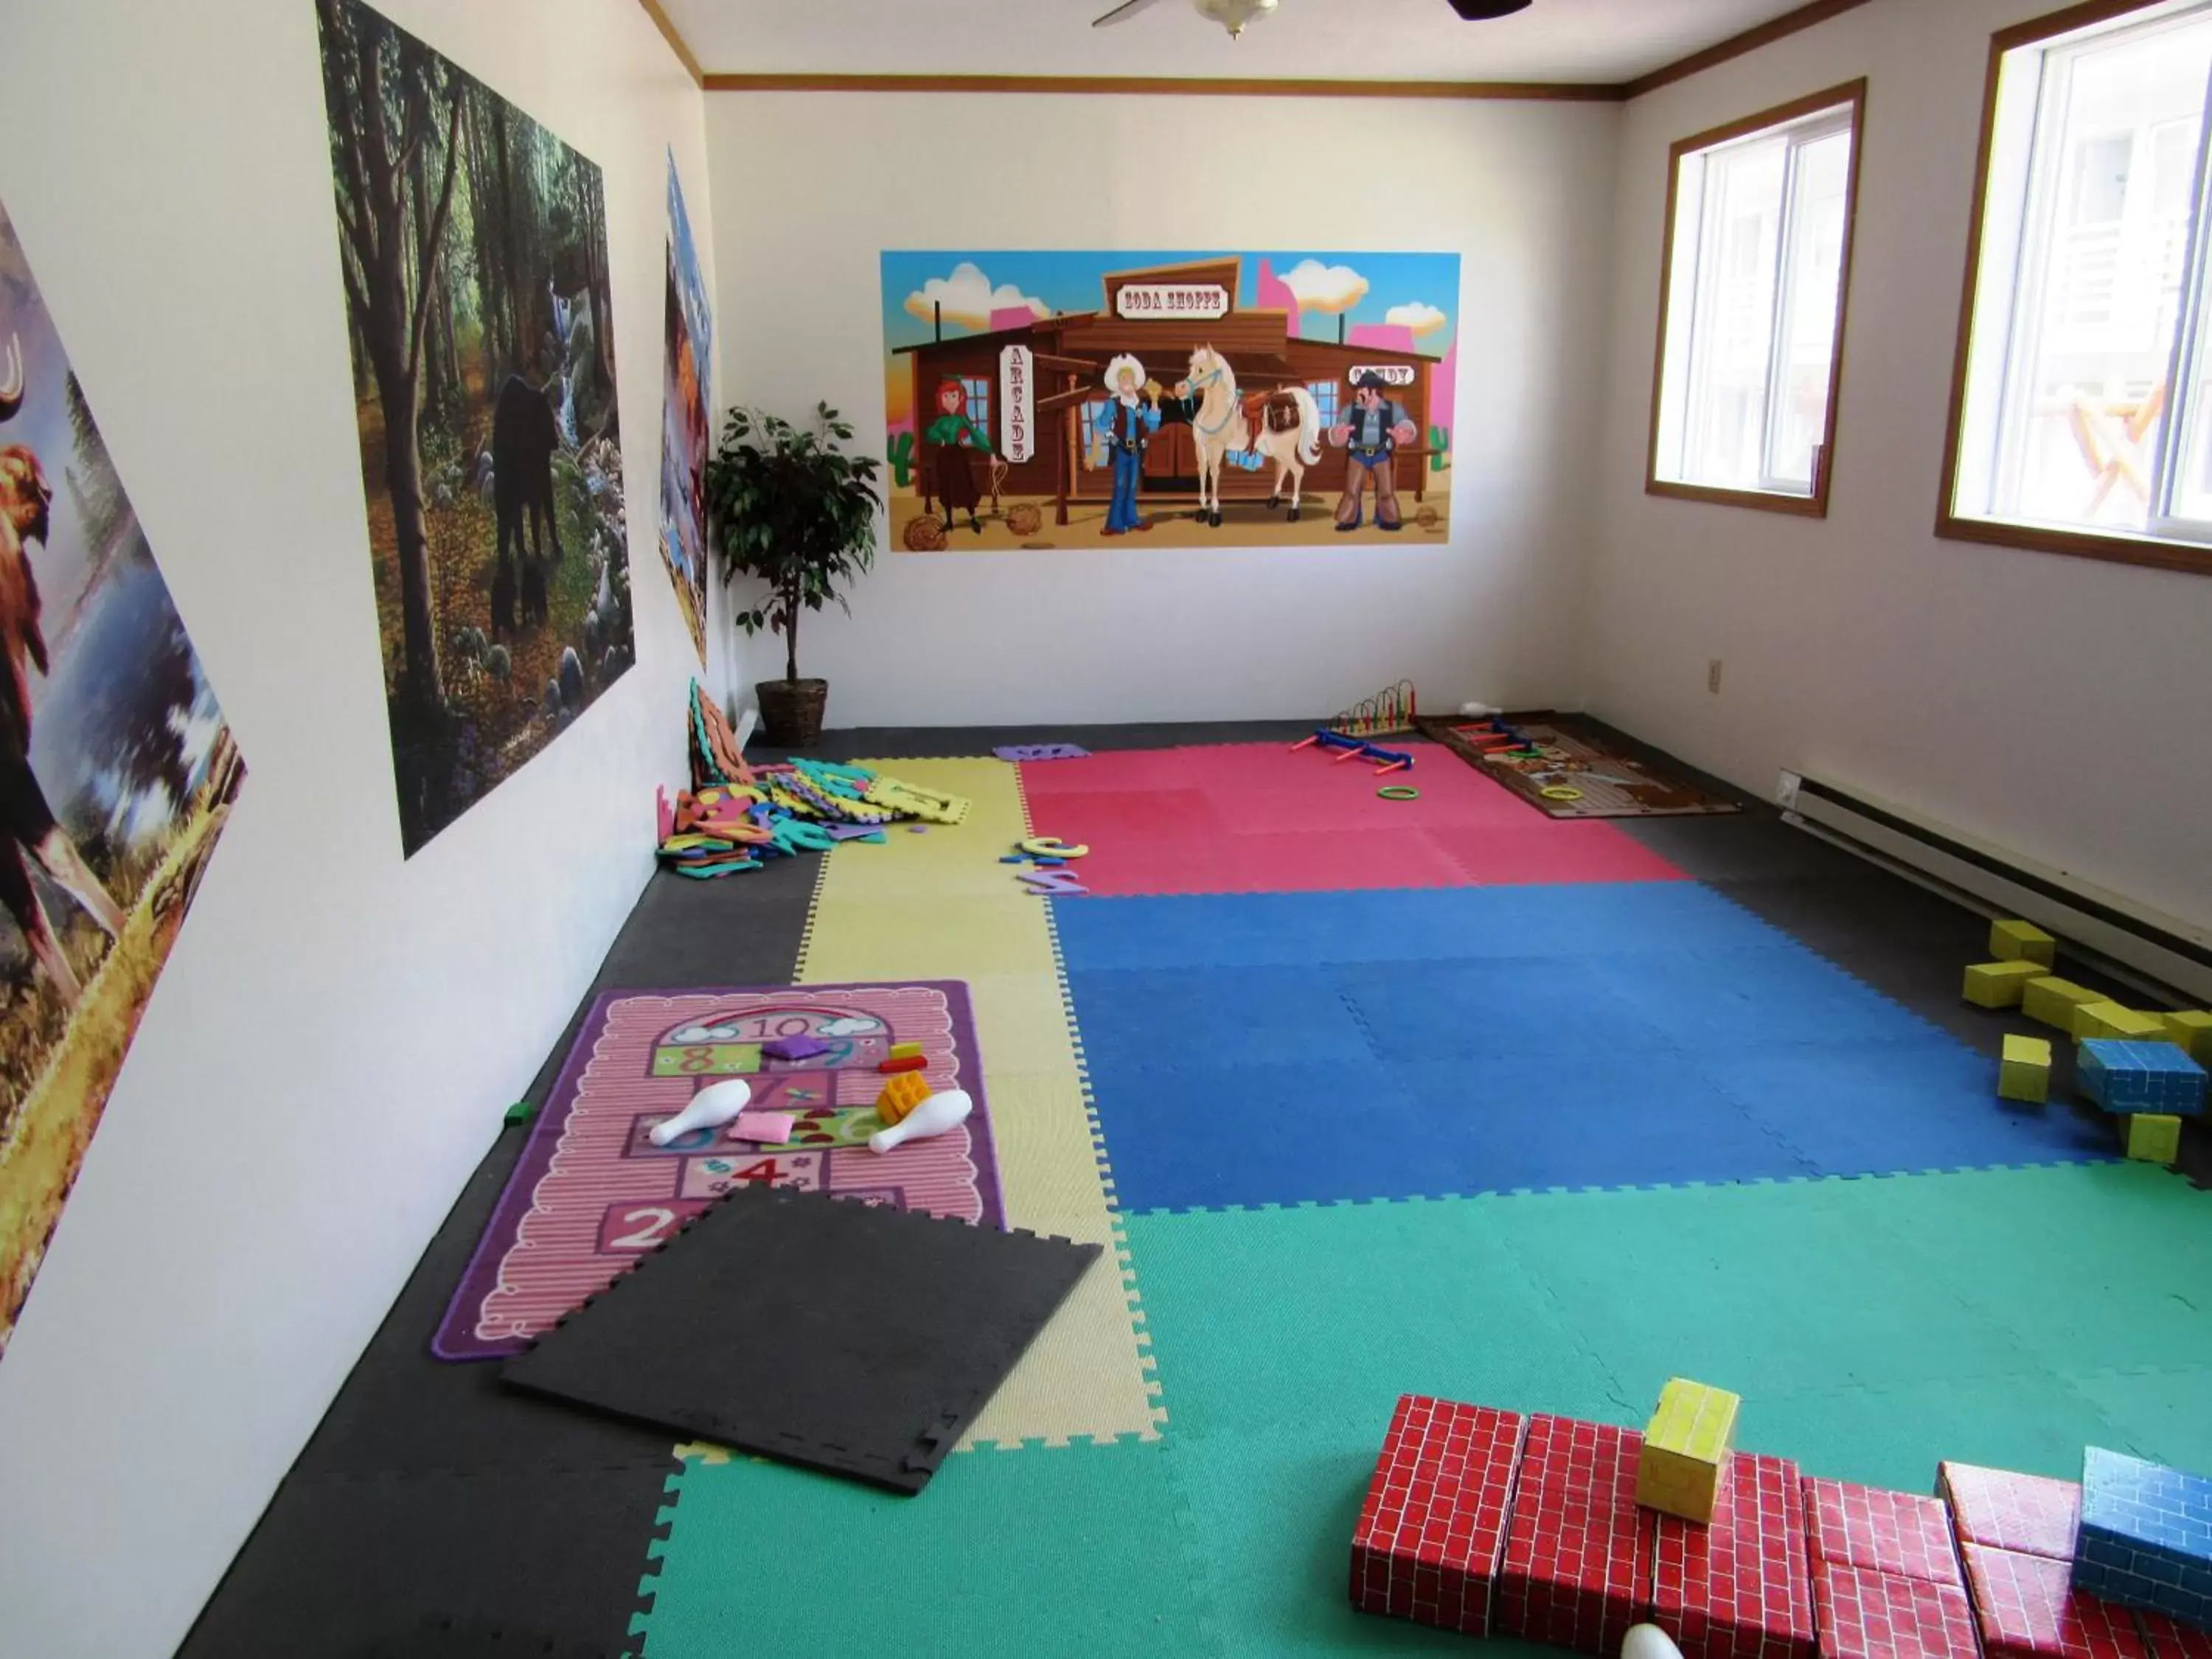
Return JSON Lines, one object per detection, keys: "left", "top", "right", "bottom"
{"left": 635, "top": 1163, "right": 2212, "bottom": 1657}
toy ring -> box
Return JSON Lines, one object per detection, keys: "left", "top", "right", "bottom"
{"left": 1020, "top": 836, "right": 1089, "bottom": 860}
{"left": 1541, "top": 786, "right": 1584, "bottom": 801}
{"left": 1377, "top": 786, "right": 1421, "bottom": 801}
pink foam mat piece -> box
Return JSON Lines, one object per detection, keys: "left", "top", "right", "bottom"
{"left": 1020, "top": 742, "right": 1688, "bottom": 897}
{"left": 727, "top": 1111, "right": 797, "bottom": 1143}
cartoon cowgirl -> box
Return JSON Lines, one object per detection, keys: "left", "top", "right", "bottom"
{"left": 923, "top": 379, "right": 992, "bottom": 535}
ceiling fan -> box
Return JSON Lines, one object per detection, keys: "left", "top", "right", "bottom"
{"left": 1092, "top": 0, "right": 1533, "bottom": 38}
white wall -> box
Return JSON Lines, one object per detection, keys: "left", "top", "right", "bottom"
{"left": 706, "top": 92, "right": 1621, "bottom": 727}
{"left": 0, "top": 4, "right": 710, "bottom": 1655}
{"left": 1588, "top": 0, "right": 2212, "bottom": 933}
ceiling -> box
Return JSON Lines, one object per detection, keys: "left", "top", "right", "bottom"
{"left": 656, "top": 0, "right": 1819, "bottom": 86}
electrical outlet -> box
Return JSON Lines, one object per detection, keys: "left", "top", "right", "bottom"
{"left": 1707, "top": 659, "right": 1723, "bottom": 695}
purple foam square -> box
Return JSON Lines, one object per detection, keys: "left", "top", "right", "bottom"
{"left": 762, "top": 1035, "right": 831, "bottom": 1062}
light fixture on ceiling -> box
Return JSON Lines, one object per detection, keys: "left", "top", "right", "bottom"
{"left": 1192, "top": 0, "right": 1279, "bottom": 37}
{"left": 1447, "top": 0, "right": 1534, "bottom": 16}
{"left": 1093, "top": 0, "right": 1534, "bottom": 32}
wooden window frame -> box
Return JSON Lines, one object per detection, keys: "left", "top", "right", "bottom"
{"left": 1937, "top": 0, "right": 2212, "bottom": 577}
{"left": 1645, "top": 80, "right": 1870, "bottom": 518}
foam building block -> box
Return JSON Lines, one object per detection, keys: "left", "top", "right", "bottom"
{"left": 1650, "top": 1449, "right": 1815, "bottom": 1659}
{"left": 2003, "top": 1036, "right": 2055, "bottom": 1105}
{"left": 2160, "top": 1012, "right": 2212, "bottom": 1067}
{"left": 1993, "top": 920, "right": 2059, "bottom": 967}
{"left": 875, "top": 1070, "right": 932, "bottom": 1126}
{"left": 2075, "top": 1004, "right": 2171, "bottom": 1044}
{"left": 728, "top": 1111, "right": 796, "bottom": 1144}
{"left": 1349, "top": 1395, "right": 1529, "bottom": 1635}
{"left": 1638, "top": 1377, "right": 1739, "bottom": 1524}
{"left": 1805, "top": 1478, "right": 1968, "bottom": 1590}
{"left": 1941, "top": 1461, "right": 2084, "bottom": 1562}
{"left": 1963, "top": 1540, "right": 2148, "bottom": 1658}
{"left": 2025, "top": 978, "right": 2106, "bottom": 1032}
{"left": 1969, "top": 961, "right": 2051, "bottom": 1009}
{"left": 1498, "top": 1414, "right": 1656, "bottom": 1656}
{"left": 2078, "top": 1042, "right": 2208, "bottom": 1117}
{"left": 2073, "top": 1447, "right": 2212, "bottom": 1630}
{"left": 1812, "top": 1559, "right": 1983, "bottom": 1659}
{"left": 2136, "top": 1607, "right": 2212, "bottom": 1658}
{"left": 2126, "top": 1116, "right": 2183, "bottom": 1165}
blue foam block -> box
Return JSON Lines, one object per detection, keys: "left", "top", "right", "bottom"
{"left": 2073, "top": 1445, "right": 2212, "bottom": 1628}
{"left": 2078, "top": 1040, "right": 2208, "bottom": 1117}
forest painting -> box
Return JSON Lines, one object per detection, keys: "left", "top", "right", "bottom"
{"left": 316, "top": 0, "right": 634, "bottom": 856}
{"left": 660, "top": 153, "right": 712, "bottom": 667}
{"left": 0, "top": 197, "right": 246, "bottom": 1364}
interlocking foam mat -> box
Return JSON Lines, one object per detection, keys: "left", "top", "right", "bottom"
{"left": 501, "top": 1185, "right": 1099, "bottom": 1494}
{"left": 435, "top": 983, "right": 1003, "bottom": 1360}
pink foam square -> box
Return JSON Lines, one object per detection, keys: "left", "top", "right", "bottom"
{"left": 727, "top": 1111, "right": 796, "bottom": 1143}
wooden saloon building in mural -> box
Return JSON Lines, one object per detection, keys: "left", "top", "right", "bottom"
{"left": 898, "top": 257, "right": 1442, "bottom": 520}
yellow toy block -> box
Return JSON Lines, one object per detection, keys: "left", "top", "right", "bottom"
{"left": 875, "top": 1070, "right": 931, "bottom": 1127}
{"left": 888, "top": 1042, "right": 924, "bottom": 1062}
{"left": 864, "top": 775, "right": 970, "bottom": 825}
{"left": 1636, "top": 1377, "right": 1739, "bottom": 1523}
{"left": 2160, "top": 1011, "right": 2212, "bottom": 1065}
{"left": 1964, "top": 960, "right": 2046, "bottom": 1009}
{"left": 1999, "top": 1034, "right": 2052, "bottom": 1105}
{"left": 1990, "top": 919, "right": 2057, "bottom": 967}
{"left": 2071, "top": 1001, "right": 2166, "bottom": 1043}
{"left": 2124, "top": 1113, "right": 2182, "bottom": 1164}
{"left": 2021, "top": 977, "right": 2101, "bottom": 1032}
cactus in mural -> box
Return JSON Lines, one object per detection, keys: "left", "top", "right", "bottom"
{"left": 1430, "top": 425, "right": 1450, "bottom": 473}
{"left": 888, "top": 428, "right": 916, "bottom": 488}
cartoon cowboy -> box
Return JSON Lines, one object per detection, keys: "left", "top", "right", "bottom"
{"left": 1091, "top": 354, "right": 1161, "bottom": 537}
{"left": 1327, "top": 371, "right": 1419, "bottom": 533}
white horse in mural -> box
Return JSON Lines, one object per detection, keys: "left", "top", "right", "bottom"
{"left": 1254, "top": 385, "right": 1324, "bottom": 522}
{"left": 1176, "top": 344, "right": 1249, "bottom": 529}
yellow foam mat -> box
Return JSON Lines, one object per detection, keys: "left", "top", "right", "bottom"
{"left": 794, "top": 758, "right": 1160, "bottom": 1449}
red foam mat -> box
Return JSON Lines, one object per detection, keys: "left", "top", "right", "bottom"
{"left": 1020, "top": 742, "right": 1686, "bottom": 897}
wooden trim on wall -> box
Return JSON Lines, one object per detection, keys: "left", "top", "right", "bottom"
{"left": 1644, "top": 79, "right": 1868, "bottom": 521}
{"left": 1935, "top": 0, "right": 2212, "bottom": 578}
{"left": 1624, "top": 0, "right": 1879, "bottom": 100}
{"left": 698, "top": 72, "right": 1624, "bottom": 100}
{"left": 635, "top": 0, "right": 704, "bottom": 87}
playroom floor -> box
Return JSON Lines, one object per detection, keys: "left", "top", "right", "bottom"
{"left": 178, "top": 720, "right": 2212, "bottom": 1659}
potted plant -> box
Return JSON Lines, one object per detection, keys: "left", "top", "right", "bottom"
{"left": 707, "top": 400, "right": 882, "bottom": 748}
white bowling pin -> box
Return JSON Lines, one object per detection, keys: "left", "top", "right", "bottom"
{"left": 649, "top": 1077, "right": 753, "bottom": 1147}
{"left": 1621, "top": 1624, "right": 1684, "bottom": 1659}
{"left": 869, "top": 1088, "right": 973, "bottom": 1154}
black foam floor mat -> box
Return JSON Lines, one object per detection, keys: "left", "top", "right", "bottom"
{"left": 501, "top": 1185, "right": 1100, "bottom": 1495}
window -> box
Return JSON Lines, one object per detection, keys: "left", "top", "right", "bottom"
{"left": 1307, "top": 380, "right": 1340, "bottom": 430}
{"left": 1648, "top": 83, "right": 1867, "bottom": 515}
{"left": 1943, "top": 0, "right": 2212, "bottom": 574}
{"left": 961, "top": 375, "right": 992, "bottom": 446}
{"left": 1081, "top": 398, "right": 1109, "bottom": 470}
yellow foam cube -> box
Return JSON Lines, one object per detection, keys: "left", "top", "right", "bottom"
{"left": 1636, "top": 1377, "right": 1738, "bottom": 1523}
{"left": 875, "top": 1070, "right": 931, "bottom": 1126}
{"left": 2124, "top": 1114, "right": 2182, "bottom": 1164}
{"left": 2022, "top": 977, "right": 2101, "bottom": 1032}
{"left": 2071, "top": 1002, "right": 2167, "bottom": 1043}
{"left": 2160, "top": 1011, "right": 2212, "bottom": 1065}
{"left": 1964, "top": 960, "right": 2046, "bottom": 1009}
{"left": 1990, "top": 919, "right": 2057, "bottom": 967}
{"left": 888, "top": 1042, "right": 924, "bottom": 1062}
{"left": 1999, "top": 1034, "right": 2052, "bottom": 1105}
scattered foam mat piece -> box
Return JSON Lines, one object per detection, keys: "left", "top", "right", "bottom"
{"left": 500, "top": 1184, "right": 1099, "bottom": 1494}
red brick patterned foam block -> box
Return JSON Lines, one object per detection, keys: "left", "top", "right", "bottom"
{"left": 1652, "top": 1450, "right": 1816, "bottom": 1659}
{"left": 1941, "top": 1461, "right": 2087, "bottom": 1561}
{"left": 1812, "top": 1557, "right": 1983, "bottom": 1659}
{"left": 1349, "top": 1394, "right": 1528, "bottom": 1635}
{"left": 1804, "top": 1477, "right": 1967, "bottom": 1589}
{"left": 2136, "top": 1607, "right": 2212, "bottom": 1659}
{"left": 1498, "top": 1413, "right": 1656, "bottom": 1657}
{"left": 1961, "top": 1540, "right": 2148, "bottom": 1659}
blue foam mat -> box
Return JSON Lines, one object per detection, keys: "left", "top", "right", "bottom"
{"left": 1058, "top": 885, "right": 2115, "bottom": 1213}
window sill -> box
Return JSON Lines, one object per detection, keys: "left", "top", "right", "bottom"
{"left": 1934, "top": 513, "right": 2212, "bottom": 577}
{"left": 1646, "top": 478, "right": 1828, "bottom": 518}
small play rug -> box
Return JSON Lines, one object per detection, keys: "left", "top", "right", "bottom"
{"left": 1416, "top": 716, "right": 1742, "bottom": 818}
{"left": 434, "top": 982, "right": 1003, "bottom": 1360}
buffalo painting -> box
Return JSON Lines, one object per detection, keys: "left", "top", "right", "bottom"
{"left": 316, "top": 0, "right": 634, "bottom": 856}
{"left": 0, "top": 195, "right": 245, "bottom": 1364}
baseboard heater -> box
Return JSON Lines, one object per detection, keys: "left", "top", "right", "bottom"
{"left": 1777, "top": 771, "right": 2212, "bottom": 1006}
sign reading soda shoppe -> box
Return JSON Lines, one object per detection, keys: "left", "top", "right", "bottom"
{"left": 1114, "top": 282, "right": 1232, "bottom": 320}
